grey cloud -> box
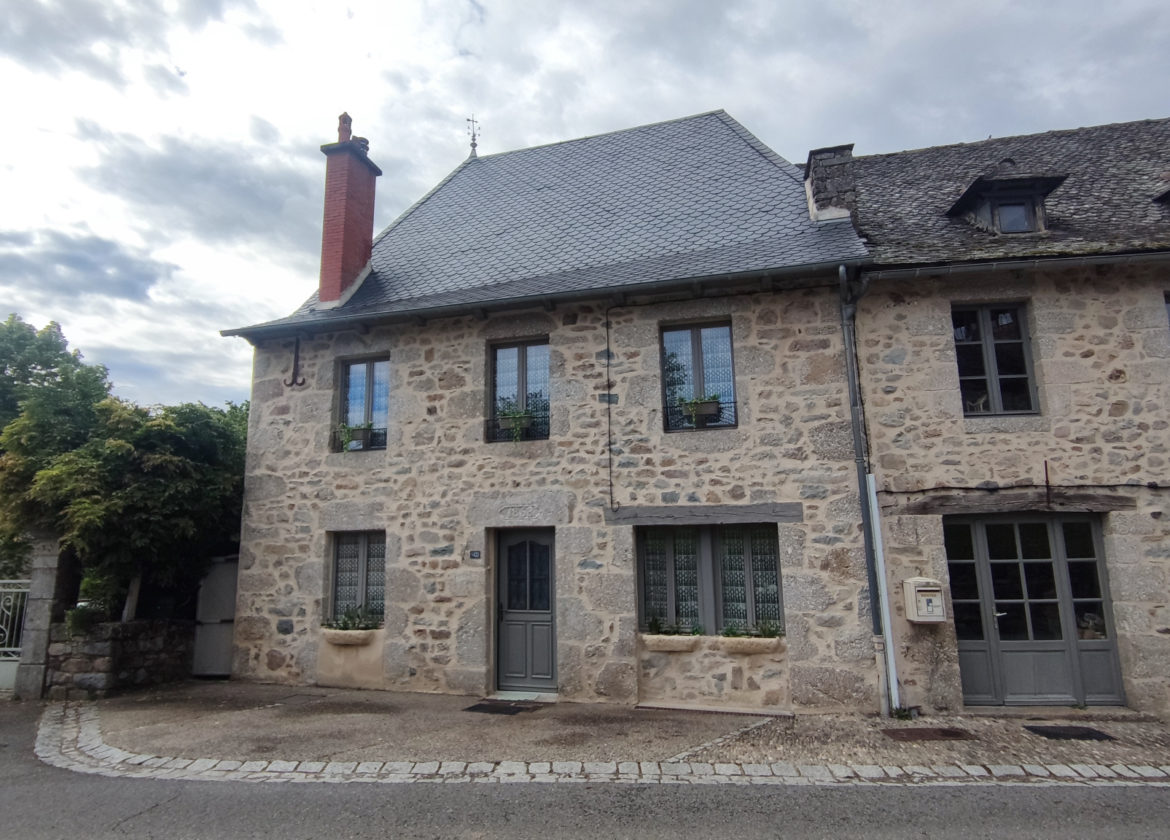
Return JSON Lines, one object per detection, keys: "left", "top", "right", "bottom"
{"left": 143, "top": 63, "right": 190, "bottom": 96}
{"left": 249, "top": 116, "right": 281, "bottom": 145}
{"left": 0, "top": 230, "right": 176, "bottom": 301}
{"left": 94, "top": 344, "right": 251, "bottom": 407}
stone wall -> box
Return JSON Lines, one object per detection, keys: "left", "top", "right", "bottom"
{"left": 638, "top": 634, "right": 789, "bottom": 709}
{"left": 45, "top": 620, "right": 194, "bottom": 699}
{"left": 857, "top": 265, "right": 1170, "bottom": 714}
{"left": 234, "top": 283, "right": 880, "bottom": 712}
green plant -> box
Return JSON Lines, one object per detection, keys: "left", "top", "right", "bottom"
{"left": 646, "top": 614, "right": 664, "bottom": 635}
{"left": 336, "top": 421, "right": 373, "bottom": 451}
{"left": 721, "top": 624, "right": 745, "bottom": 637}
{"left": 677, "top": 393, "right": 722, "bottom": 425}
{"left": 754, "top": 621, "right": 783, "bottom": 638}
{"left": 689, "top": 623, "right": 705, "bottom": 636}
{"left": 496, "top": 404, "right": 533, "bottom": 442}
{"left": 891, "top": 705, "right": 918, "bottom": 721}
{"left": 65, "top": 604, "right": 107, "bottom": 637}
{"left": 322, "top": 605, "right": 383, "bottom": 630}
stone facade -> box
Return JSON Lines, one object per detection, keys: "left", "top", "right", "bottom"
{"left": 234, "top": 283, "right": 880, "bottom": 712}
{"left": 45, "top": 620, "right": 195, "bottom": 699}
{"left": 857, "top": 264, "right": 1170, "bottom": 715}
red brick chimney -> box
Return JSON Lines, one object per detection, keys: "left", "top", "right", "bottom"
{"left": 318, "top": 112, "right": 382, "bottom": 306}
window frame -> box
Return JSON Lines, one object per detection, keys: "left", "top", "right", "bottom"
{"left": 636, "top": 524, "right": 783, "bottom": 634}
{"left": 487, "top": 338, "right": 551, "bottom": 442}
{"left": 659, "top": 321, "right": 738, "bottom": 432}
{"left": 329, "top": 531, "right": 386, "bottom": 618}
{"left": 991, "top": 195, "right": 1039, "bottom": 233}
{"left": 951, "top": 303, "right": 1038, "bottom": 416}
{"left": 335, "top": 356, "right": 390, "bottom": 451}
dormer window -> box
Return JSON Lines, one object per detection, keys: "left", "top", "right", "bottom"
{"left": 947, "top": 174, "right": 1065, "bottom": 236}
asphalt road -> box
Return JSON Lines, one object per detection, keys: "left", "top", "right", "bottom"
{"left": 3, "top": 702, "right": 1168, "bottom": 840}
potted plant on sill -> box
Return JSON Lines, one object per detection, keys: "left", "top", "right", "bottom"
{"left": 321, "top": 606, "right": 382, "bottom": 646}
{"left": 336, "top": 422, "right": 374, "bottom": 451}
{"left": 678, "top": 394, "right": 722, "bottom": 426}
{"left": 640, "top": 615, "right": 704, "bottom": 652}
{"left": 496, "top": 408, "right": 534, "bottom": 442}
{"left": 716, "top": 622, "right": 785, "bottom": 654}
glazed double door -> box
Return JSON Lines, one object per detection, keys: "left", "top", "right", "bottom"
{"left": 945, "top": 517, "right": 1123, "bottom": 706}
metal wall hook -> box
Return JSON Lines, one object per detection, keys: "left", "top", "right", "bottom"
{"left": 284, "top": 336, "right": 307, "bottom": 387}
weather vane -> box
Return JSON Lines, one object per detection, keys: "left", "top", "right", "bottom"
{"left": 466, "top": 114, "right": 480, "bottom": 158}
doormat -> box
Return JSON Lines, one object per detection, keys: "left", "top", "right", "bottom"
{"left": 882, "top": 727, "right": 974, "bottom": 741}
{"left": 463, "top": 702, "right": 541, "bottom": 716}
{"left": 1023, "top": 725, "right": 1116, "bottom": 741}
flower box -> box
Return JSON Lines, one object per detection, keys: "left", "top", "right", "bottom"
{"left": 322, "top": 628, "right": 377, "bottom": 646}
{"left": 716, "top": 636, "right": 784, "bottom": 655}
{"left": 640, "top": 634, "right": 701, "bottom": 652}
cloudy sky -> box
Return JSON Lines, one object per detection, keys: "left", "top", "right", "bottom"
{"left": 1, "top": 0, "right": 1167, "bottom": 406}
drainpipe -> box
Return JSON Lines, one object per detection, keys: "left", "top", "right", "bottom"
{"left": 838, "top": 264, "right": 900, "bottom": 714}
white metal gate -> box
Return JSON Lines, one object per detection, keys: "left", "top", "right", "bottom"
{"left": 0, "top": 580, "right": 31, "bottom": 691}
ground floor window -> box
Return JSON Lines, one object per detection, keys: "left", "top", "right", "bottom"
{"left": 638, "top": 524, "right": 782, "bottom": 634}
{"left": 332, "top": 532, "right": 386, "bottom": 617}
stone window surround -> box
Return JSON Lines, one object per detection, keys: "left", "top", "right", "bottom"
{"left": 951, "top": 302, "right": 1039, "bottom": 417}
{"left": 635, "top": 523, "right": 784, "bottom": 634}
{"left": 658, "top": 320, "right": 738, "bottom": 432}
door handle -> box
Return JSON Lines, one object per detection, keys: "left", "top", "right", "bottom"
{"left": 994, "top": 611, "right": 1008, "bottom": 618}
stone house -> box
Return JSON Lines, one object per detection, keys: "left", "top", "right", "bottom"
{"left": 805, "top": 117, "right": 1170, "bottom": 715}
{"left": 226, "top": 111, "right": 1170, "bottom": 716}
{"left": 224, "top": 111, "right": 880, "bottom": 712}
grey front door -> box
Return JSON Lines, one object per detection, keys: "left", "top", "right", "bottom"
{"left": 497, "top": 529, "right": 556, "bottom": 692}
{"left": 945, "top": 516, "right": 1124, "bottom": 706}
{"left": 193, "top": 557, "right": 238, "bottom": 677}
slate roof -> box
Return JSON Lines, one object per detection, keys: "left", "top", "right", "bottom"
{"left": 231, "top": 111, "right": 867, "bottom": 336}
{"left": 852, "top": 117, "right": 1170, "bottom": 265}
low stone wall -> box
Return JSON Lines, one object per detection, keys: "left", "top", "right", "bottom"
{"left": 637, "top": 634, "right": 789, "bottom": 710}
{"left": 46, "top": 620, "right": 195, "bottom": 699}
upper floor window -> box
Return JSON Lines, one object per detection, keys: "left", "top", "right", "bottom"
{"left": 332, "top": 532, "right": 385, "bottom": 618}
{"left": 946, "top": 174, "right": 1065, "bottom": 236}
{"left": 334, "top": 358, "right": 389, "bottom": 451}
{"left": 992, "top": 197, "right": 1037, "bottom": 233}
{"left": 661, "top": 323, "right": 737, "bottom": 431}
{"left": 639, "top": 525, "right": 782, "bottom": 634}
{"left": 489, "top": 340, "right": 550, "bottom": 442}
{"left": 952, "top": 305, "right": 1036, "bottom": 415}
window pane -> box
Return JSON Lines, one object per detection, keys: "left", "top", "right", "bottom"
{"left": 507, "top": 543, "right": 528, "bottom": 610}
{"left": 365, "top": 537, "right": 386, "bottom": 615}
{"left": 947, "top": 561, "right": 979, "bottom": 600}
{"left": 997, "top": 203, "right": 1031, "bottom": 233}
{"left": 699, "top": 325, "right": 734, "bottom": 401}
{"left": 960, "top": 378, "right": 991, "bottom": 413}
{"left": 985, "top": 524, "right": 1019, "bottom": 560}
{"left": 952, "top": 310, "right": 981, "bottom": 343}
{"left": 994, "top": 342, "right": 1027, "bottom": 376}
{"left": 1062, "top": 522, "right": 1096, "bottom": 558}
{"left": 1030, "top": 602, "right": 1063, "bottom": 640}
{"left": 943, "top": 523, "right": 975, "bottom": 560}
{"left": 1068, "top": 561, "right": 1102, "bottom": 599}
{"left": 1018, "top": 523, "right": 1051, "bottom": 559}
{"left": 334, "top": 535, "right": 361, "bottom": 613}
{"left": 529, "top": 543, "right": 550, "bottom": 611}
{"left": 642, "top": 531, "right": 669, "bottom": 626}
{"left": 1075, "top": 602, "right": 1107, "bottom": 639}
{"left": 953, "top": 602, "right": 984, "bottom": 640}
{"left": 996, "top": 602, "right": 1028, "bottom": 640}
{"left": 371, "top": 361, "right": 390, "bottom": 426}
{"left": 990, "top": 308, "right": 1022, "bottom": 340}
{"left": 750, "top": 528, "right": 782, "bottom": 626}
{"left": 991, "top": 563, "right": 1023, "bottom": 600}
{"left": 673, "top": 529, "right": 700, "bottom": 627}
{"left": 525, "top": 343, "right": 551, "bottom": 438}
{"left": 720, "top": 528, "right": 748, "bottom": 630}
{"left": 1023, "top": 562, "right": 1057, "bottom": 599}
{"left": 998, "top": 377, "right": 1034, "bottom": 411}
{"left": 956, "top": 344, "right": 987, "bottom": 377}
{"left": 493, "top": 346, "right": 520, "bottom": 413}
{"left": 346, "top": 362, "right": 368, "bottom": 426}
{"left": 662, "top": 329, "right": 695, "bottom": 403}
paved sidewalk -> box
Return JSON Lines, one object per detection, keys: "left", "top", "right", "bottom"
{"left": 31, "top": 682, "right": 1170, "bottom": 787}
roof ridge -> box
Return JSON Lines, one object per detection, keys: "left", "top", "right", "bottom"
{"left": 854, "top": 115, "right": 1170, "bottom": 162}
{"left": 711, "top": 111, "right": 805, "bottom": 187}
{"left": 472, "top": 109, "right": 729, "bottom": 160}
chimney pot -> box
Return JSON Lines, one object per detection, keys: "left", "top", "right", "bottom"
{"left": 338, "top": 112, "right": 352, "bottom": 143}
{"left": 318, "top": 114, "right": 382, "bottom": 306}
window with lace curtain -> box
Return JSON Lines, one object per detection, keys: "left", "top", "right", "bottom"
{"left": 660, "top": 323, "right": 738, "bottom": 431}
{"left": 331, "top": 532, "right": 385, "bottom": 617}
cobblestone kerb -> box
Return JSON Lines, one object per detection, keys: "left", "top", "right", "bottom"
{"left": 35, "top": 703, "right": 1170, "bottom": 787}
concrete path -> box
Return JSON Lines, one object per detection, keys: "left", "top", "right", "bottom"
{"left": 36, "top": 702, "right": 1170, "bottom": 787}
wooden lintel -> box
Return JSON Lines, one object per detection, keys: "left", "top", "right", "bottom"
{"left": 891, "top": 489, "right": 1139, "bottom": 516}
{"left": 604, "top": 502, "right": 803, "bottom": 526}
